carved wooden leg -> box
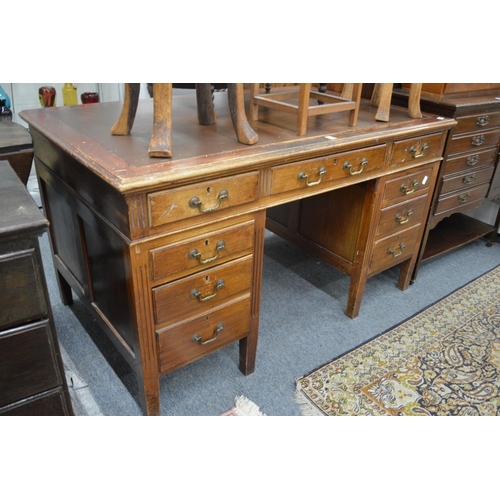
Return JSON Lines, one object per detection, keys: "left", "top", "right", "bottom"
{"left": 297, "top": 83, "right": 312, "bottom": 136}
{"left": 148, "top": 83, "right": 173, "bottom": 158}
{"left": 408, "top": 83, "right": 423, "bottom": 118}
{"left": 374, "top": 83, "right": 394, "bottom": 122}
{"left": 227, "top": 83, "right": 258, "bottom": 145}
{"left": 195, "top": 83, "right": 216, "bottom": 125}
{"left": 111, "top": 83, "right": 141, "bottom": 135}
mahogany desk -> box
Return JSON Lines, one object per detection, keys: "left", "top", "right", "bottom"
{"left": 20, "top": 94, "right": 455, "bottom": 415}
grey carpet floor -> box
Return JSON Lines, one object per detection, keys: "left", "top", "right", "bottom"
{"left": 41, "top": 230, "right": 500, "bottom": 416}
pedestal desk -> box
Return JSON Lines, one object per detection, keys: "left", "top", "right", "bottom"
{"left": 20, "top": 93, "right": 455, "bottom": 415}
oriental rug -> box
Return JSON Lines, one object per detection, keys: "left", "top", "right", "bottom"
{"left": 295, "top": 265, "right": 500, "bottom": 416}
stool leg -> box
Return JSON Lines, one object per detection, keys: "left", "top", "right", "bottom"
{"left": 111, "top": 83, "right": 140, "bottom": 135}
{"left": 227, "top": 83, "right": 258, "bottom": 145}
{"left": 348, "top": 83, "right": 362, "bottom": 127}
{"left": 195, "top": 83, "right": 216, "bottom": 125}
{"left": 148, "top": 83, "right": 173, "bottom": 158}
{"left": 297, "top": 83, "right": 311, "bottom": 136}
{"left": 249, "top": 83, "right": 260, "bottom": 122}
{"left": 408, "top": 83, "right": 423, "bottom": 118}
{"left": 374, "top": 83, "right": 394, "bottom": 122}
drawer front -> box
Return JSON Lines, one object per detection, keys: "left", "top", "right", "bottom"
{"left": 369, "top": 226, "right": 421, "bottom": 275}
{"left": 0, "top": 388, "right": 69, "bottom": 416}
{"left": 150, "top": 220, "right": 254, "bottom": 282}
{"left": 453, "top": 112, "right": 500, "bottom": 135}
{"left": 382, "top": 165, "right": 435, "bottom": 206}
{"left": 271, "top": 144, "right": 387, "bottom": 195}
{"left": 440, "top": 166, "right": 495, "bottom": 196}
{"left": 390, "top": 132, "right": 444, "bottom": 166}
{"left": 0, "top": 249, "right": 47, "bottom": 330}
{"left": 157, "top": 296, "right": 251, "bottom": 374}
{"left": 152, "top": 255, "right": 253, "bottom": 326}
{"left": 434, "top": 183, "right": 490, "bottom": 215}
{"left": 148, "top": 171, "right": 259, "bottom": 228}
{"left": 447, "top": 128, "right": 500, "bottom": 156}
{"left": 377, "top": 194, "right": 428, "bottom": 238}
{"left": 0, "top": 320, "right": 60, "bottom": 408}
{"left": 442, "top": 147, "right": 498, "bottom": 177}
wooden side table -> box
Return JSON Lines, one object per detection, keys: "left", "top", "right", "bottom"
{"left": 0, "top": 122, "right": 34, "bottom": 185}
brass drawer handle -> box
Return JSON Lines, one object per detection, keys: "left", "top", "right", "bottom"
{"left": 298, "top": 166, "right": 327, "bottom": 186}
{"left": 188, "top": 240, "right": 226, "bottom": 264}
{"left": 463, "top": 174, "right": 477, "bottom": 185}
{"left": 410, "top": 143, "right": 428, "bottom": 158}
{"left": 190, "top": 278, "right": 225, "bottom": 302}
{"left": 189, "top": 189, "right": 228, "bottom": 213}
{"left": 388, "top": 242, "right": 406, "bottom": 258}
{"left": 395, "top": 210, "right": 413, "bottom": 225}
{"left": 458, "top": 193, "right": 472, "bottom": 203}
{"left": 467, "top": 154, "right": 480, "bottom": 166}
{"left": 400, "top": 179, "right": 419, "bottom": 195}
{"left": 472, "top": 135, "right": 485, "bottom": 147}
{"left": 192, "top": 323, "right": 224, "bottom": 345}
{"left": 477, "top": 116, "right": 490, "bottom": 127}
{"left": 343, "top": 157, "right": 368, "bottom": 176}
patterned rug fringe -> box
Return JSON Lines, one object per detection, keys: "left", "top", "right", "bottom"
{"left": 294, "top": 383, "right": 324, "bottom": 416}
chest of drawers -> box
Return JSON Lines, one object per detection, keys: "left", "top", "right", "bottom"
{"left": 0, "top": 161, "right": 73, "bottom": 415}
{"left": 20, "top": 95, "right": 454, "bottom": 415}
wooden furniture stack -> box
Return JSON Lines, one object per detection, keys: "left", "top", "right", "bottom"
{"left": 0, "top": 160, "right": 73, "bottom": 415}
{"left": 20, "top": 94, "right": 455, "bottom": 415}
{"left": 392, "top": 84, "right": 500, "bottom": 280}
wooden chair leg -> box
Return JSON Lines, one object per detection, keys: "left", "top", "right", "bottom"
{"left": 348, "top": 83, "right": 362, "bottom": 127}
{"left": 227, "top": 84, "right": 258, "bottom": 145}
{"left": 297, "top": 83, "right": 312, "bottom": 136}
{"left": 111, "top": 83, "right": 140, "bottom": 135}
{"left": 195, "top": 83, "right": 216, "bottom": 125}
{"left": 249, "top": 83, "right": 261, "bottom": 122}
{"left": 408, "top": 83, "right": 423, "bottom": 119}
{"left": 374, "top": 83, "right": 394, "bottom": 122}
{"left": 148, "top": 83, "right": 173, "bottom": 158}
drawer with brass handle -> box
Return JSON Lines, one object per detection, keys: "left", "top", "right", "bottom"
{"left": 150, "top": 220, "right": 255, "bottom": 282}
{"left": 434, "top": 183, "right": 490, "bottom": 216}
{"left": 441, "top": 147, "right": 498, "bottom": 177}
{"left": 381, "top": 164, "right": 435, "bottom": 206}
{"left": 390, "top": 132, "right": 445, "bottom": 166}
{"left": 156, "top": 296, "right": 251, "bottom": 374}
{"left": 440, "top": 166, "right": 494, "bottom": 196}
{"left": 270, "top": 144, "right": 387, "bottom": 195}
{"left": 453, "top": 112, "right": 500, "bottom": 135}
{"left": 376, "top": 194, "right": 428, "bottom": 238}
{"left": 152, "top": 255, "right": 253, "bottom": 326}
{"left": 148, "top": 171, "right": 259, "bottom": 228}
{"left": 446, "top": 128, "right": 500, "bottom": 156}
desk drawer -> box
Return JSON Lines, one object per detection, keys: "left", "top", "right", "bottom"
{"left": 434, "top": 183, "right": 490, "bottom": 215}
{"left": 271, "top": 144, "right": 387, "bottom": 195}
{"left": 447, "top": 128, "right": 500, "bottom": 156}
{"left": 157, "top": 296, "right": 250, "bottom": 374}
{"left": 369, "top": 225, "right": 421, "bottom": 275}
{"left": 377, "top": 194, "right": 427, "bottom": 238}
{"left": 381, "top": 164, "right": 435, "bottom": 206}
{"left": 390, "top": 132, "right": 444, "bottom": 166}
{"left": 150, "top": 220, "right": 254, "bottom": 282}
{"left": 440, "top": 166, "right": 495, "bottom": 195}
{"left": 148, "top": 171, "right": 259, "bottom": 228}
{"left": 442, "top": 147, "right": 498, "bottom": 177}
{"left": 453, "top": 112, "right": 500, "bottom": 135}
{"left": 152, "top": 255, "right": 253, "bottom": 326}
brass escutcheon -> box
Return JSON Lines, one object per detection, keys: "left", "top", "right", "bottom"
{"left": 409, "top": 143, "right": 428, "bottom": 158}
{"left": 463, "top": 174, "right": 476, "bottom": 185}
{"left": 472, "top": 135, "right": 485, "bottom": 147}
{"left": 467, "top": 154, "right": 480, "bottom": 166}
{"left": 476, "top": 116, "right": 490, "bottom": 127}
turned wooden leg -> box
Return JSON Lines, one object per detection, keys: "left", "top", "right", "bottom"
{"left": 148, "top": 83, "right": 173, "bottom": 158}
{"left": 408, "top": 83, "right": 423, "bottom": 118}
{"left": 374, "top": 83, "right": 394, "bottom": 122}
{"left": 227, "top": 83, "right": 258, "bottom": 145}
{"left": 111, "top": 83, "right": 141, "bottom": 135}
{"left": 195, "top": 83, "right": 216, "bottom": 125}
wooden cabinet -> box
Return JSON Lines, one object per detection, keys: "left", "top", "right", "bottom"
{"left": 393, "top": 88, "right": 500, "bottom": 279}
{"left": 20, "top": 95, "right": 454, "bottom": 415}
{"left": 0, "top": 161, "right": 73, "bottom": 416}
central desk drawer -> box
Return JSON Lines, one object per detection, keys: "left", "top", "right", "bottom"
{"left": 148, "top": 172, "right": 259, "bottom": 228}
{"left": 157, "top": 296, "right": 251, "bottom": 374}
{"left": 447, "top": 128, "right": 500, "bottom": 156}
{"left": 150, "top": 220, "right": 255, "bottom": 282}
{"left": 390, "top": 132, "right": 444, "bottom": 166}
{"left": 152, "top": 255, "right": 253, "bottom": 326}
{"left": 270, "top": 144, "right": 387, "bottom": 195}
{"left": 434, "top": 183, "right": 490, "bottom": 215}
{"left": 377, "top": 194, "right": 427, "bottom": 238}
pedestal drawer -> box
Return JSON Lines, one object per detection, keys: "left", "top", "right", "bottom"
{"left": 150, "top": 220, "right": 254, "bottom": 282}
{"left": 157, "top": 296, "right": 251, "bottom": 374}
{"left": 369, "top": 225, "right": 421, "bottom": 275}
{"left": 377, "top": 194, "right": 427, "bottom": 238}
{"left": 148, "top": 171, "right": 259, "bottom": 228}
{"left": 271, "top": 144, "right": 387, "bottom": 195}
{"left": 440, "top": 166, "right": 495, "bottom": 195}
{"left": 390, "top": 132, "right": 444, "bottom": 167}
{"left": 381, "top": 165, "right": 435, "bottom": 206}
{"left": 434, "top": 183, "right": 490, "bottom": 215}
{"left": 152, "top": 255, "right": 253, "bottom": 326}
